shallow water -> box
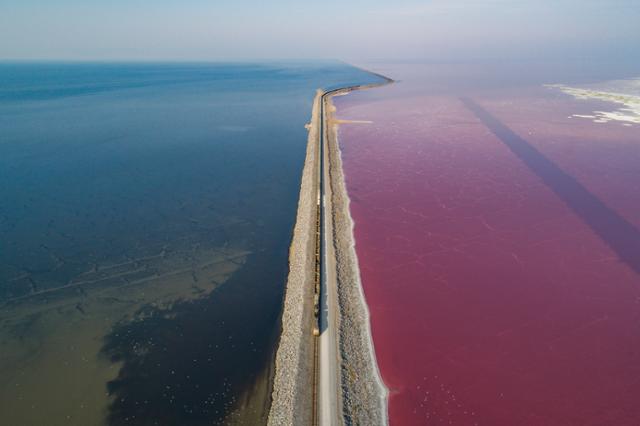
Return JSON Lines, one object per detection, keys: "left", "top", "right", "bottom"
{"left": 335, "top": 62, "right": 640, "bottom": 425}
{"left": 0, "top": 61, "right": 382, "bottom": 426}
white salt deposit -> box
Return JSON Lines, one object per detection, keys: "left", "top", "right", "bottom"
{"left": 546, "top": 79, "right": 640, "bottom": 126}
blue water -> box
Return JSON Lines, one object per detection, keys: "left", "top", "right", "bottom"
{"left": 0, "top": 62, "right": 382, "bottom": 425}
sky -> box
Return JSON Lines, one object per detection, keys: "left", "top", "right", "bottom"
{"left": 0, "top": 0, "right": 639, "bottom": 61}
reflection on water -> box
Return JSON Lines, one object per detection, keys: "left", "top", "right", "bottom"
{"left": 0, "top": 62, "right": 382, "bottom": 425}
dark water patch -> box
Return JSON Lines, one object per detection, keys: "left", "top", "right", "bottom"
{"left": 462, "top": 97, "right": 640, "bottom": 274}
{"left": 101, "top": 250, "right": 285, "bottom": 426}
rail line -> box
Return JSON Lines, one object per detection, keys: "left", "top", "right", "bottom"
{"left": 313, "top": 82, "right": 391, "bottom": 425}
{"left": 312, "top": 87, "right": 344, "bottom": 426}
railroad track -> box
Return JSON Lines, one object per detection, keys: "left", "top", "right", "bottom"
{"left": 314, "top": 85, "right": 383, "bottom": 426}
{"left": 313, "top": 88, "right": 343, "bottom": 426}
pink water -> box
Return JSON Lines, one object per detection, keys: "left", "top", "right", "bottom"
{"left": 335, "top": 64, "right": 640, "bottom": 425}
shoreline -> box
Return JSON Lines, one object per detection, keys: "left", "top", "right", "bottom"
{"left": 267, "top": 90, "right": 323, "bottom": 426}
{"left": 268, "top": 74, "right": 393, "bottom": 425}
{"left": 325, "top": 82, "right": 391, "bottom": 425}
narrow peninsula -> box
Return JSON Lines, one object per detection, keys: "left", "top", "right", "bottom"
{"left": 268, "top": 73, "right": 393, "bottom": 425}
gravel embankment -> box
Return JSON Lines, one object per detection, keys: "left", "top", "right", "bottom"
{"left": 267, "top": 91, "right": 322, "bottom": 426}
{"left": 326, "top": 92, "right": 388, "bottom": 426}
{"left": 268, "top": 79, "right": 391, "bottom": 425}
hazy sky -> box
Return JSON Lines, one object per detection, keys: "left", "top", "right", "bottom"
{"left": 1, "top": 0, "right": 639, "bottom": 61}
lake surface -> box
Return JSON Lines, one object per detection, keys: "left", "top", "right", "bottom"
{"left": 335, "top": 61, "right": 640, "bottom": 425}
{"left": 0, "top": 61, "right": 382, "bottom": 426}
